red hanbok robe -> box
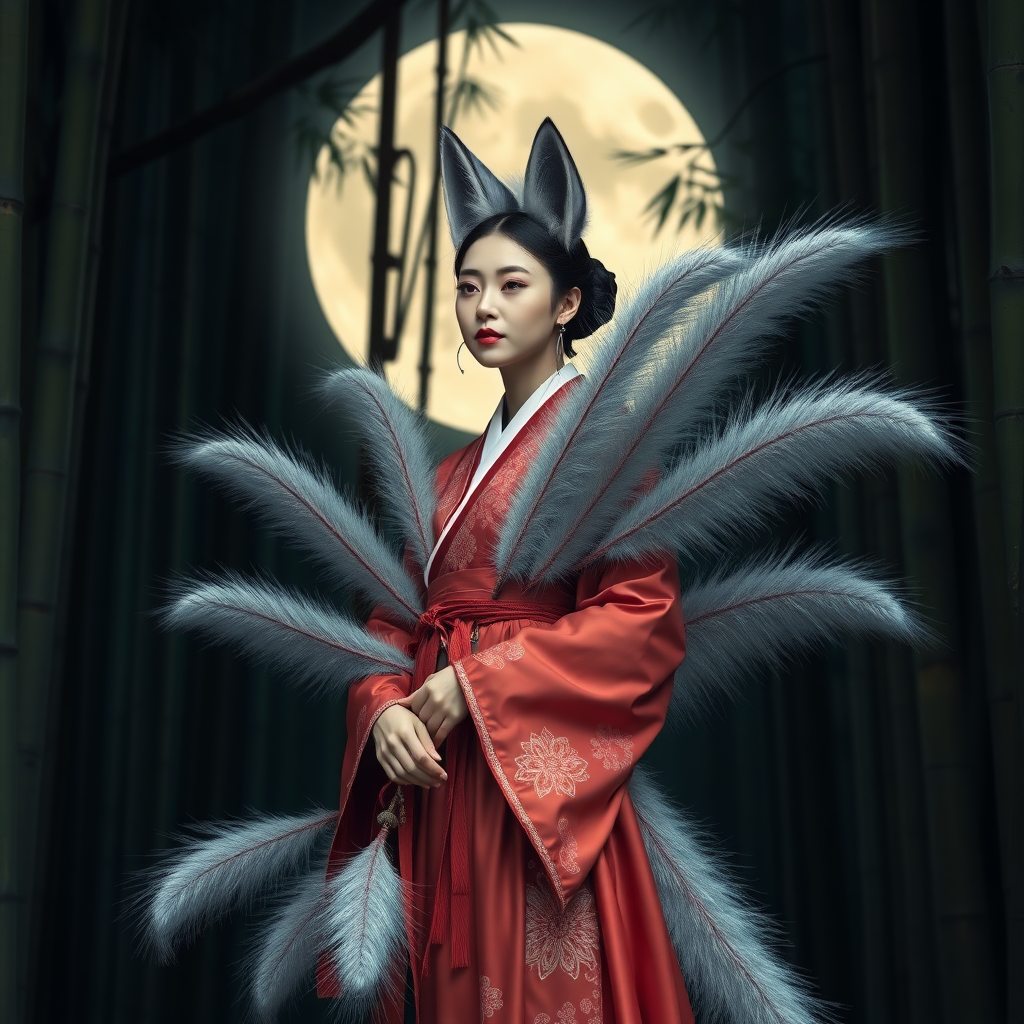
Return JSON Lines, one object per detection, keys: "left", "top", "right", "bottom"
{"left": 318, "top": 366, "right": 695, "bottom": 1024}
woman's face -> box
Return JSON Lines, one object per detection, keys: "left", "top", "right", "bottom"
{"left": 455, "top": 233, "right": 579, "bottom": 371}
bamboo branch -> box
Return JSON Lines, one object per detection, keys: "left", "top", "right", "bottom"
{"left": 108, "top": 0, "right": 405, "bottom": 178}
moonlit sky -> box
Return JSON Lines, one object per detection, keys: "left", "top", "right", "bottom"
{"left": 306, "top": 23, "right": 721, "bottom": 434}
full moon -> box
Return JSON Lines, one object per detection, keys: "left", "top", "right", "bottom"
{"left": 306, "top": 23, "right": 720, "bottom": 434}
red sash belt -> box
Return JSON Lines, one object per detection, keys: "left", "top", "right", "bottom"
{"left": 395, "top": 572, "right": 573, "bottom": 982}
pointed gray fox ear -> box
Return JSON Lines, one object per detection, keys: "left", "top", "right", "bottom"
{"left": 439, "top": 125, "right": 519, "bottom": 249}
{"left": 522, "top": 118, "right": 587, "bottom": 250}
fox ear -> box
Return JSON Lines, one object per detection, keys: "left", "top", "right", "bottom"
{"left": 522, "top": 118, "right": 587, "bottom": 249}
{"left": 439, "top": 126, "right": 519, "bottom": 249}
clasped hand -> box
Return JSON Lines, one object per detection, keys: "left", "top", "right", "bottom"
{"left": 371, "top": 665, "right": 469, "bottom": 789}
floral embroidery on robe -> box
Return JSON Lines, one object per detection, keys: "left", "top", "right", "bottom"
{"left": 515, "top": 728, "right": 591, "bottom": 799}
{"left": 525, "top": 873, "right": 600, "bottom": 981}
{"left": 589, "top": 725, "right": 634, "bottom": 771}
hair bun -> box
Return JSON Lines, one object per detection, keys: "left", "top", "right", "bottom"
{"left": 587, "top": 257, "right": 617, "bottom": 330}
{"left": 564, "top": 256, "right": 617, "bottom": 349}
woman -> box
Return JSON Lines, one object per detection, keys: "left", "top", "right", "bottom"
{"left": 140, "top": 119, "right": 951, "bottom": 1024}
{"left": 318, "top": 120, "right": 694, "bottom": 1024}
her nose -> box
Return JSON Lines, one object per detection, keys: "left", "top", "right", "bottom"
{"left": 476, "top": 282, "right": 499, "bottom": 318}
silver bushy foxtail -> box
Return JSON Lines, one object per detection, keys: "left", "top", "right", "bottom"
{"left": 247, "top": 855, "right": 332, "bottom": 1023}
{"left": 321, "top": 828, "right": 410, "bottom": 1023}
{"left": 172, "top": 426, "right": 423, "bottom": 627}
{"left": 138, "top": 809, "right": 337, "bottom": 963}
{"left": 160, "top": 571, "right": 414, "bottom": 697}
{"left": 628, "top": 765, "right": 834, "bottom": 1024}
{"left": 671, "top": 549, "right": 929, "bottom": 727}
{"left": 494, "top": 245, "right": 748, "bottom": 592}
{"left": 318, "top": 367, "right": 438, "bottom": 574}
{"left": 521, "top": 218, "right": 913, "bottom": 588}
{"left": 586, "top": 375, "right": 961, "bottom": 568}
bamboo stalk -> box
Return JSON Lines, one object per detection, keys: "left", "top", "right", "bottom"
{"left": 14, "top": 0, "right": 112, "bottom": 1016}
{"left": 865, "top": 2, "right": 998, "bottom": 1019}
{"left": 0, "top": 4, "right": 30, "bottom": 1021}
{"left": 943, "top": 0, "right": 1019, "bottom": 898}
{"left": 818, "top": 4, "right": 895, "bottom": 1015}
{"left": 987, "top": 0, "right": 1024, "bottom": 627}
{"left": 987, "top": 3, "right": 1024, "bottom": 1020}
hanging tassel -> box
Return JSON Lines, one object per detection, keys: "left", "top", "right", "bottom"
{"left": 322, "top": 791, "right": 411, "bottom": 1021}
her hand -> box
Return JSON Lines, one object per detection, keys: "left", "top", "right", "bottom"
{"left": 398, "top": 665, "right": 468, "bottom": 747}
{"left": 372, "top": 704, "right": 448, "bottom": 789}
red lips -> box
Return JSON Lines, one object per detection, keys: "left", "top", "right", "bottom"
{"left": 475, "top": 328, "right": 503, "bottom": 344}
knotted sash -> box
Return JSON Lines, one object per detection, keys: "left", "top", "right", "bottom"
{"left": 393, "top": 568, "right": 575, "bottom": 986}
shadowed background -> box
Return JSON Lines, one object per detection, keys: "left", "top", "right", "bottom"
{"left": 1, "top": 1, "right": 1022, "bottom": 1022}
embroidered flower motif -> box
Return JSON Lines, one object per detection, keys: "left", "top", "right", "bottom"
{"left": 533, "top": 1016, "right": 551, "bottom": 1024}
{"left": 444, "top": 520, "right": 478, "bottom": 571}
{"left": 525, "top": 874, "right": 599, "bottom": 980}
{"left": 515, "top": 728, "right": 590, "bottom": 799}
{"left": 580, "top": 998, "right": 593, "bottom": 1014}
{"left": 473, "top": 639, "right": 526, "bottom": 670}
{"left": 558, "top": 817, "right": 580, "bottom": 874}
{"left": 480, "top": 975, "right": 503, "bottom": 1019}
{"left": 556, "top": 1002, "right": 578, "bottom": 1023}
{"left": 589, "top": 725, "right": 633, "bottom": 771}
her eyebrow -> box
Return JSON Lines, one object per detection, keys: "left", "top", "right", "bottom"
{"left": 458, "top": 265, "right": 532, "bottom": 278}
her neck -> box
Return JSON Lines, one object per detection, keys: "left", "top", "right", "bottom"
{"left": 498, "top": 341, "right": 560, "bottom": 421}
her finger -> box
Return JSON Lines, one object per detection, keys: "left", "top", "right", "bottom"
{"left": 394, "top": 743, "right": 443, "bottom": 788}
{"left": 410, "top": 716, "right": 443, "bottom": 762}
{"left": 432, "top": 716, "right": 456, "bottom": 748}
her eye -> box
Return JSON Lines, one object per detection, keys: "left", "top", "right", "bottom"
{"left": 457, "top": 282, "right": 477, "bottom": 295}
{"left": 503, "top": 280, "right": 526, "bottom": 291}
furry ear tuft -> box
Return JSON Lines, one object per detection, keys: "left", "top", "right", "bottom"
{"left": 440, "top": 126, "right": 518, "bottom": 249}
{"left": 522, "top": 118, "right": 587, "bottom": 249}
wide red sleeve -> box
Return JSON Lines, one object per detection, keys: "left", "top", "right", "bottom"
{"left": 450, "top": 552, "right": 685, "bottom": 906}
{"left": 334, "top": 604, "right": 415, "bottom": 823}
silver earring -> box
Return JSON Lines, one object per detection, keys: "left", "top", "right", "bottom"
{"left": 558, "top": 323, "right": 566, "bottom": 357}
{"left": 456, "top": 340, "right": 466, "bottom": 374}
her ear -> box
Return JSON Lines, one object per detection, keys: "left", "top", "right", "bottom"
{"left": 522, "top": 119, "right": 587, "bottom": 250}
{"left": 440, "top": 126, "right": 518, "bottom": 249}
{"left": 557, "top": 286, "right": 583, "bottom": 324}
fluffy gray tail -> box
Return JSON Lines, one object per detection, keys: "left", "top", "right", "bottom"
{"left": 629, "top": 766, "right": 836, "bottom": 1024}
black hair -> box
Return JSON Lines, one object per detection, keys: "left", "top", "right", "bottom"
{"left": 454, "top": 211, "right": 617, "bottom": 357}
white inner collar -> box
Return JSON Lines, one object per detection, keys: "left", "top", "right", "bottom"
{"left": 424, "top": 362, "right": 581, "bottom": 585}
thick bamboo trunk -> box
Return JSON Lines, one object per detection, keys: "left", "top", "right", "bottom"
{"left": 986, "top": 0, "right": 1024, "bottom": 625}
{"left": 865, "top": 2, "right": 998, "bottom": 1020}
{"left": 987, "top": 3, "right": 1024, "bottom": 1020}
{"left": 14, "top": 0, "right": 112, "bottom": 1016}
{"left": 0, "top": 5, "right": 30, "bottom": 1022}
{"left": 943, "top": 0, "right": 1018, "bottom": 897}
{"left": 819, "top": 3, "right": 894, "bottom": 1016}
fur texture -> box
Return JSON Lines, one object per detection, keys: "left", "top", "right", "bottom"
{"left": 321, "top": 830, "right": 410, "bottom": 1023}
{"left": 318, "top": 367, "right": 438, "bottom": 575}
{"left": 672, "top": 549, "right": 928, "bottom": 727}
{"left": 439, "top": 124, "right": 519, "bottom": 249}
{"left": 512, "top": 218, "right": 911, "bottom": 589}
{"left": 587, "top": 376, "right": 960, "bottom": 567}
{"left": 172, "top": 424, "right": 423, "bottom": 627}
{"left": 522, "top": 118, "right": 588, "bottom": 249}
{"left": 494, "top": 245, "right": 746, "bottom": 590}
{"left": 247, "top": 856, "right": 332, "bottom": 1023}
{"left": 160, "top": 571, "right": 414, "bottom": 697}
{"left": 139, "top": 809, "right": 337, "bottom": 962}
{"left": 629, "top": 765, "right": 834, "bottom": 1024}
